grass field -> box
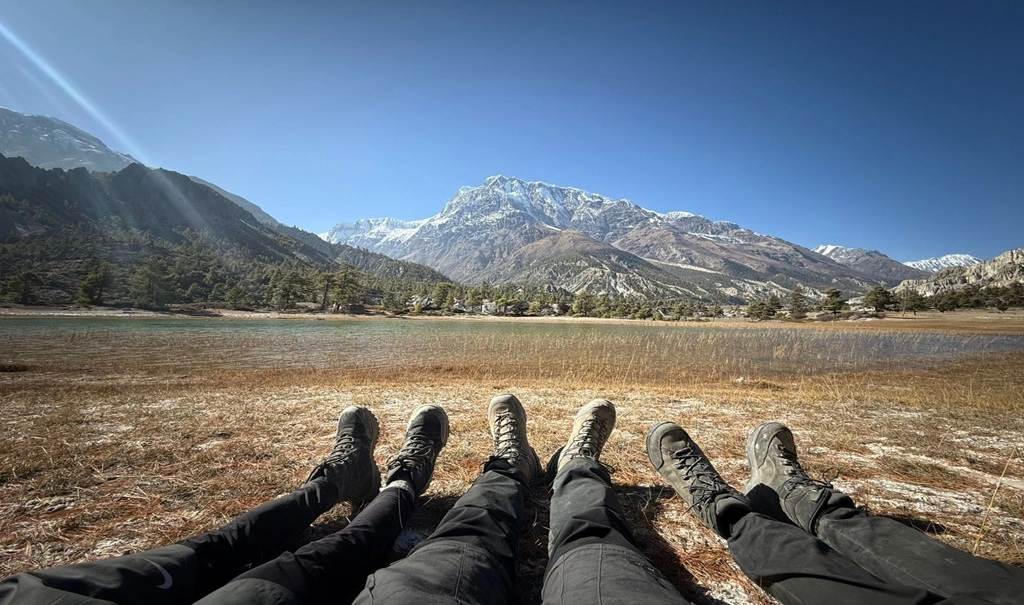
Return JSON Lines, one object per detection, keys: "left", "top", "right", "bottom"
{"left": 1, "top": 311, "right": 1023, "bottom": 604}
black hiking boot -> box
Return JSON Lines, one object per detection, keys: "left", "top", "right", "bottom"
{"left": 307, "top": 406, "right": 380, "bottom": 502}
{"left": 488, "top": 394, "right": 541, "bottom": 483}
{"left": 385, "top": 405, "right": 450, "bottom": 497}
{"left": 647, "top": 422, "right": 752, "bottom": 538}
{"left": 547, "top": 399, "right": 616, "bottom": 480}
{"left": 744, "top": 421, "right": 854, "bottom": 534}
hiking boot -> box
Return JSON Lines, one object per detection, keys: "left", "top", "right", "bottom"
{"left": 307, "top": 406, "right": 380, "bottom": 502}
{"left": 385, "top": 405, "right": 450, "bottom": 497}
{"left": 488, "top": 394, "right": 541, "bottom": 483}
{"left": 647, "top": 422, "right": 752, "bottom": 538}
{"left": 744, "top": 422, "right": 854, "bottom": 534}
{"left": 547, "top": 399, "right": 616, "bottom": 478}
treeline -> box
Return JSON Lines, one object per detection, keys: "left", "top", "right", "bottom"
{"left": 741, "top": 283, "right": 1024, "bottom": 322}
{"left": 0, "top": 226, "right": 437, "bottom": 311}
{"left": 888, "top": 284, "right": 1024, "bottom": 314}
{"left": 0, "top": 224, "right": 719, "bottom": 317}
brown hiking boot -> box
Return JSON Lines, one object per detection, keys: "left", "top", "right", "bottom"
{"left": 744, "top": 421, "right": 854, "bottom": 534}
{"left": 547, "top": 399, "right": 616, "bottom": 478}
{"left": 488, "top": 394, "right": 541, "bottom": 482}
{"left": 307, "top": 406, "right": 380, "bottom": 502}
{"left": 647, "top": 422, "right": 752, "bottom": 538}
{"left": 385, "top": 405, "right": 450, "bottom": 497}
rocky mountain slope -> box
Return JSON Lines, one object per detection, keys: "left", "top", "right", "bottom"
{"left": 187, "top": 175, "right": 280, "bottom": 228}
{"left": 814, "top": 245, "right": 929, "bottom": 284}
{"left": 0, "top": 108, "right": 447, "bottom": 287}
{"left": 325, "top": 176, "right": 873, "bottom": 301}
{"left": 0, "top": 106, "right": 137, "bottom": 172}
{"left": 895, "top": 248, "right": 1024, "bottom": 296}
{"left": 0, "top": 153, "right": 331, "bottom": 263}
{"left": 903, "top": 254, "right": 982, "bottom": 273}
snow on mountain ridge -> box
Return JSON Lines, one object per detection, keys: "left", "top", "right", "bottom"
{"left": 903, "top": 254, "right": 982, "bottom": 273}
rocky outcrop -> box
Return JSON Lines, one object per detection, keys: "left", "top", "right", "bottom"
{"left": 895, "top": 248, "right": 1024, "bottom": 296}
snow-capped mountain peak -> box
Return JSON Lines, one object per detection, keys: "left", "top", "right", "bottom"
{"left": 903, "top": 254, "right": 982, "bottom": 273}
{"left": 814, "top": 244, "right": 846, "bottom": 257}
{"left": 813, "top": 244, "right": 931, "bottom": 282}
{"left": 0, "top": 106, "right": 138, "bottom": 172}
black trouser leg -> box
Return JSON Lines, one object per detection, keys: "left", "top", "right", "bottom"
{"left": 352, "top": 459, "right": 528, "bottom": 605}
{"left": 815, "top": 507, "right": 1024, "bottom": 605}
{"left": 542, "top": 457, "right": 689, "bottom": 605}
{"left": 198, "top": 486, "right": 415, "bottom": 605}
{"left": 728, "top": 511, "right": 951, "bottom": 605}
{"left": 180, "top": 477, "right": 340, "bottom": 597}
{"left": 0, "top": 479, "right": 338, "bottom": 605}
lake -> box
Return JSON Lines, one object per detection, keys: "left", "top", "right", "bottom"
{"left": 3, "top": 317, "right": 1023, "bottom": 383}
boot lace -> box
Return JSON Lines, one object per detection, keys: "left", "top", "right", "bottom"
{"left": 493, "top": 412, "right": 524, "bottom": 461}
{"left": 325, "top": 433, "right": 358, "bottom": 466}
{"left": 387, "top": 432, "right": 434, "bottom": 474}
{"left": 776, "top": 443, "right": 838, "bottom": 492}
{"left": 566, "top": 417, "right": 609, "bottom": 459}
{"left": 671, "top": 445, "right": 729, "bottom": 512}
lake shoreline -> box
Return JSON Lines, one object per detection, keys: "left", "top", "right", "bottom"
{"left": 3, "top": 303, "right": 1024, "bottom": 334}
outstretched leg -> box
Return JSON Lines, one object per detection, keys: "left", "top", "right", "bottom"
{"left": 648, "top": 422, "right": 957, "bottom": 605}
{"left": 745, "top": 421, "right": 1024, "bottom": 605}
{"left": 354, "top": 394, "right": 538, "bottom": 605}
{"left": 544, "top": 400, "right": 688, "bottom": 605}
{"left": 197, "top": 405, "right": 449, "bottom": 605}
{"left": 0, "top": 406, "right": 381, "bottom": 605}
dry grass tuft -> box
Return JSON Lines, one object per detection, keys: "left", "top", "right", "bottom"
{"left": 1, "top": 316, "right": 1023, "bottom": 604}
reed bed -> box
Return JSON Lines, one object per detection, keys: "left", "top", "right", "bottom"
{"left": 1, "top": 316, "right": 1022, "bottom": 604}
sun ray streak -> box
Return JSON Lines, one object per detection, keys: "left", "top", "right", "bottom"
{"left": 0, "top": 17, "right": 151, "bottom": 166}
{"left": 0, "top": 18, "right": 215, "bottom": 234}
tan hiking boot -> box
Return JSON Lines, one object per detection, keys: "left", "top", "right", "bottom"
{"left": 547, "top": 399, "right": 616, "bottom": 476}
{"left": 488, "top": 394, "right": 541, "bottom": 482}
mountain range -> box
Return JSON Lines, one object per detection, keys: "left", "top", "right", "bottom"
{"left": 0, "top": 106, "right": 1006, "bottom": 303}
{"left": 324, "top": 176, "right": 915, "bottom": 301}
{"left": 903, "top": 254, "right": 982, "bottom": 273}
{"left": 812, "top": 245, "right": 931, "bottom": 283}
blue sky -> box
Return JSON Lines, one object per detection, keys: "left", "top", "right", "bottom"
{"left": 1, "top": 1, "right": 1021, "bottom": 262}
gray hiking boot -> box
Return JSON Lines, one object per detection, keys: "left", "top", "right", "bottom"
{"left": 744, "top": 422, "right": 854, "bottom": 534}
{"left": 488, "top": 394, "right": 541, "bottom": 483}
{"left": 647, "top": 422, "right": 752, "bottom": 538}
{"left": 385, "top": 405, "right": 450, "bottom": 497}
{"left": 547, "top": 399, "right": 616, "bottom": 478}
{"left": 307, "top": 406, "right": 381, "bottom": 502}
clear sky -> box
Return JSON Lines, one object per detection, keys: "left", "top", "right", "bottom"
{"left": 1, "top": 1, "right": 1021, "bottom": 262}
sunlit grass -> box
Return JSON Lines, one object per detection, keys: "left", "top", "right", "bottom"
{"left": 1, "top": 316, "right": 1022, "bottom": 604}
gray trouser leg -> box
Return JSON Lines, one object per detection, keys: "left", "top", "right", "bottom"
{"left": 816, "top": 507, "right": 1024, "bottom": 605}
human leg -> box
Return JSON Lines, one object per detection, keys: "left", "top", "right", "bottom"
{"left": 543, "top": 400, "right": 689, "bottom": 605}
{"left": 197, "top": 405, "right": 448, "bottom": 605}
{"left": 648, "top": 422, "right": 957, "bottom": 605}
{"left": 0, "top": 406, "right": 381, "bottom": 605}
{"left": 353, "top": 394, "right": 539, "bottom": 605}
{"left": 746, "top": 421, "right": 1024, "bottom": 604}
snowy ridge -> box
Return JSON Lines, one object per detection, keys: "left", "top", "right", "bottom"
{"left": 323, "top": 175, "right": 874, "bottom": 299}
{"left": 904, "top": 254, "right": 982, "bottom": 273}
{"left": 0, "top": 106, "right": 137, "bottom": 172}
{"left": 323, "top": 175, "right": 724, "bottom": 250}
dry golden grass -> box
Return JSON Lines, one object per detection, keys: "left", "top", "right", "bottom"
{"left": 1, "top": 315, "right": 1023, "bottom": 604}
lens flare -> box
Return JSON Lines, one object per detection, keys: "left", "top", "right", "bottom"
{"left": 0, "top": 18, "right": 212, "bottom": 232}
{"left": 0, "top": 18, "right": 150, "bottom": 166}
